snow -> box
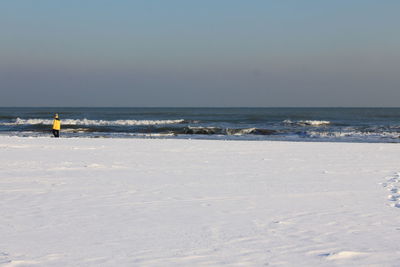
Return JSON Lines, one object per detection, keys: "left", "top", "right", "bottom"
{"left": 1, "top": 136, "right": 400, "bottom": 266}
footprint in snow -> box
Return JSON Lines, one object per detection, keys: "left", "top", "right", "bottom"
{"left": 0, "top": 252, "right": 11, "bottom": 264}
{"left": 382, "top": 172, "right": 400, "bottom": 208}
{"left": 318, "top": 251, "right": 367, "bottom": 260}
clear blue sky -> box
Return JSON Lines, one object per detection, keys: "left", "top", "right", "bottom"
{"left": 1, "top": 0, "right": 399, "bottom": 107}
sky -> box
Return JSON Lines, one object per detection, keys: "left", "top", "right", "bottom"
{"left": 1, "top": 0, "right": 399, "bottom": 107}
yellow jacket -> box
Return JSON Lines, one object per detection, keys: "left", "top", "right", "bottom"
{"left": 52, "top": 118, "right": 61, "bottom": 130}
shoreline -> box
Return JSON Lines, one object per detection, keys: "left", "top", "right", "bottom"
{"left": 1, "top": 134, "right": 400, "bottom": 145}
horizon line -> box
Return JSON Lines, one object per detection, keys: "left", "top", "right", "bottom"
{"left": 1, "top": 106, "right": 400, "bottom": 109}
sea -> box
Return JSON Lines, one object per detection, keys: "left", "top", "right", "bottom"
{"left": 1, "top": 107, "right": 400, "bottom": 143}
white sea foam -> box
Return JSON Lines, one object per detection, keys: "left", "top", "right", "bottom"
{"left": 2, "top": 118, "right": 186, "bottom": 126}
{"left": 283, "top": 120, "right": 331, "bottom": 126}
{"left": 305, "top": 130, "right": 400, "bottom": 139}
{"left": 229, "top": 127, "right": 257, "bottom": 135}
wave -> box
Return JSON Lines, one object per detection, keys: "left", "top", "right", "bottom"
{"left": 182, "top": 127, "right": 276, "bottom": 136}
{"left": 61, "top": 128, "right": 93, "bottom": 133}
{"left": 283, "top": 120, "right": 331, "bottom": 126}
{"left": 1, "top": 118, "right": 187, "bottom": 126}
{"left": 302, "top": 130, "right": 400, "bottom": 139}
{"left": 59, "top": 126, "right": 278, "bottom": 136}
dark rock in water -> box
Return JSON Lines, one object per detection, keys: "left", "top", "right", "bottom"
{"left": 251, "top": 129, "right": 276, "bottom": 135}
{"left": 184, "top": 127, "right": 221, "bottom": 135}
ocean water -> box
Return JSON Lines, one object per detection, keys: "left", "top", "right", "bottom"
{"left": 1, "top": 107, "right": 400, "bottom": 143}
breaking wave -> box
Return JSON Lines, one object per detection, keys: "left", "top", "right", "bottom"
{"left": 178, "top": 127, "right": 277, "bottom": 136}
{"left": 303, "top": 130, "right": 400, "bottom": 139}
{"left": 283, "top": 120, "right": 331, "bottom": 126}
{"left": 1, "top": 118, "right": 187, "bottom": 126}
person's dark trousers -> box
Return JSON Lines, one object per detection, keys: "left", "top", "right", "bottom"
{"left": 52, "top": 130, "right": 60, "bottom": 137}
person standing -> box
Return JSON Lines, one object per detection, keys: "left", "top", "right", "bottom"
{"left": 52, "top": 113, "right": 61, "bottom": 137}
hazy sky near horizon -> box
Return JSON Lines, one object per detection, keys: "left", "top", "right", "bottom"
{"left": 1, "top": 1, "right": 399, "bottom": 107}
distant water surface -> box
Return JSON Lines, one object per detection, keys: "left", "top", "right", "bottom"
{"left": 1, "top": 107, "right": 400, "bottom": 143}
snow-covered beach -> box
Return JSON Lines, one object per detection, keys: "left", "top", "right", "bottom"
{"left": 1, "top": 136, "right": 400, "bottom": 266}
